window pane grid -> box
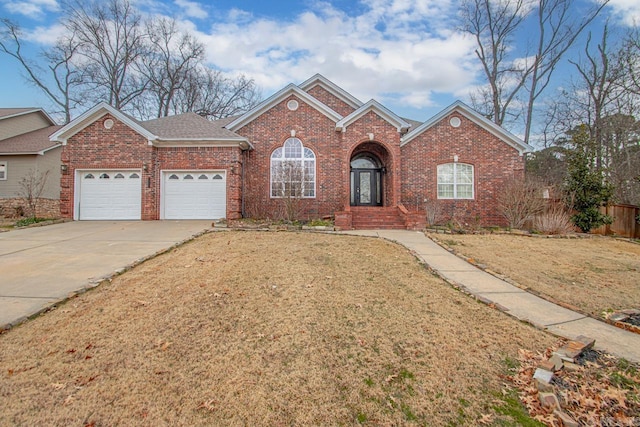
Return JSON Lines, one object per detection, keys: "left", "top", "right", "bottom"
{"left": 437, "top": 163, "right": 473, "bottom": 199}
{"left": 271, "top": 138, "right": 316, "bottom": 198}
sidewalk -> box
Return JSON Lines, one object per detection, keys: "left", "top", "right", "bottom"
{"left": 343, "top": 229, "right": 640, "bottom": 363}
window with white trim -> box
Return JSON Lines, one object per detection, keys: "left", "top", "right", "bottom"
{"left": 0, "top": 162, "right": 6, "bottom": 180}
{"left": 437, "top": 163, "right": 474, "bottom": 199}
{"left": 270, "top": 138, "right": 315, "bottom": 198}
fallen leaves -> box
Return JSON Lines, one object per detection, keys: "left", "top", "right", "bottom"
{"left": 509, "top": 343, "right": 640, "bottom": 426}
{"left": 197, "top": 399, "right": 217, "bottom": 412}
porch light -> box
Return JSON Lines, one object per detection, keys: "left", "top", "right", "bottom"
{"left": 143, "top": 164, "right": 148, "bottom": 172}
{"left": 60, "top": 164, "right": 68, "bottom": 173}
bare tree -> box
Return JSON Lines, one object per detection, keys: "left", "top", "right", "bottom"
{"left": 63, "top": 0, "right": 147, "bottom": 109}
{"left": 522, "top": 0, "right": 610, "bottom": 145}
{"left": 0, "top": 19, "right": 83, "bottom": 123}
{"left": 140, "top": 18, "right": 204, "bottom": 118}
{"left": 461, "top": 0, "right": 531, "bottom": 127}
{"left": 621, "top": 27, "right": 640, "bottom": 97}
{"left": 17, "top": 169, "right": 49, "bottom": 218}
{"left": 172, "top": 68, "right": 261, "bottom": 120}
{"left": 271, "top": 160, "right": 309, "bottom": 222}
{"left": 461, "top": 0, "right": 609, "bottom": 145}
{"left": 2, "top": 0, "right": 260, "bottom": 122}
{"left": 544, "top": 25, "right": 640, "bottom": 205}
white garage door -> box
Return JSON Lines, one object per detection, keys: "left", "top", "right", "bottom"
{"left": 78, "top": 170, "right": 142, "bottom": 220}
{"left": 162, "top": 171, "right": 226, "bottom": 219}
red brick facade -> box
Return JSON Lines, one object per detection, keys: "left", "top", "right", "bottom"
{"left": 401, "top": 112, "right": 525, "bottom": 226}
{"left": 57, "top": 76, "right": 528, "bottom": 228}
{"left": 60, "top": 114, "right": 243, "bottom": 220}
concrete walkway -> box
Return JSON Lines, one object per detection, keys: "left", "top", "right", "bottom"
{"left": 0, "top": 221, "right": 212, "bottom": 329}
{"left": 344, "top": 229, "right": 640, "bottom": 363}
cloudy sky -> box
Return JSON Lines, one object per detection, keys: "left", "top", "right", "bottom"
{"left": 1, "top": 0, "right": 638, "bottom": 123}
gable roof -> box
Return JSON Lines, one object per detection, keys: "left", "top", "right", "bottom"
{"left": 0, "top": 108, "right": 56, "bottom": 125}
{"left": 0, "top": 125, "right": 63, "bottom": 155}
{"left": 299, "top": 74, "right": 363, "bottom": 110}
{"left": 50, "top": 102, "right": 155, "bottom": 144}
{"left": 226, "top": 84, "right": 343, "bottom": 131}
{"left": 400, "top": 101, "right": 533, "bottom": 155}
{"left": 335, "top": 99, "right": 411, "bottom": 133}
{"left": 50, "top": 103, "right": 251, "bottom": 149}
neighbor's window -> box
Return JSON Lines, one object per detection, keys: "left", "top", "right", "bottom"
{"left": 270, "top": 138, "right": 315, "bottom": 198}
{"left": 437, "top": 163, "right": 474, "bottom": 199}
{"left": 0, "top": 162, "right": 6, "bottom": 180}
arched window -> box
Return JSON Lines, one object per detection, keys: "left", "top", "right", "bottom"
{"left": 437, "top": 163, "right": 474, "bottom": 199}
{"left": 270, "top": 138, "right": 315, "bottom": 198}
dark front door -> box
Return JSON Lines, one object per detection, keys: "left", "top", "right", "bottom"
{"left": 351, "top": 169, "right": 382, "bottom": 206}
{"left": 350, "top": 155, "right": 383, "bottom": 206}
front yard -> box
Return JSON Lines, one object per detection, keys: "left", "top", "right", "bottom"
{"left": 432, "top": 233, "right": 640, "bottom": 318}
{"left": 0, "top": 231, "right": 556, "bottom": 425}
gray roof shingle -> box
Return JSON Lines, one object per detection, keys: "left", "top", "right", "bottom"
{"left": 0, "top": 108, "right": 39, "bottom": 120}
{"left": 0, "top": 125, "right": 63, "bottom": 154}
{"left": 141, "top": 113, "right": 244, "bottom": 140}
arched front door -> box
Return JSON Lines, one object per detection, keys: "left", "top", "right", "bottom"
{"left": 350, "top": 154, "right": 383, "bottom": 206}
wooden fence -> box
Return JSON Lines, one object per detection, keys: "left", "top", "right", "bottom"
{"left": 593, "top": 204, "right": 640, "bottom": 238}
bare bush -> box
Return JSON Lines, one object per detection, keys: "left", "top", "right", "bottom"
{"left": 498, "top": 177, "right": 546, "bottom": 229}
{"left": 424, "top": 198, "right": 445, "bottom": 226}
{"left": 17, "top": 169, "right": 49, "bottom": 218}
{"left": 533, "top": 204, "right": 575, "bottom": 235}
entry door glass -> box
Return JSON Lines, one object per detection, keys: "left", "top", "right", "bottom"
{"left": 351, "top": 169, "right": 382, "bottom": 206}
{"left": 359, "top": 171, "right": 371, "bottom": 204}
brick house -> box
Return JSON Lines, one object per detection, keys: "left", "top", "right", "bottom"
{"left": 50, "top": 74, "right": 532, "bottom": 229}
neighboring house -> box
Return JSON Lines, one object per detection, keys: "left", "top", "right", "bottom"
{"left": 50, "top": 74, "right": 532, "bottom": 229}
{"left": 0, "top": 108, "right": 62, "bottom": 218}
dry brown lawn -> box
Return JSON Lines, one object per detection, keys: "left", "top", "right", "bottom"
{"left": 433, "top": 233, "right": 640, "bottom": 317}
{"left": 0, "top": 231, "right": 555, "bottom": 426}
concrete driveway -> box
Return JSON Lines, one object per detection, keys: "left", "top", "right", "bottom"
{"left": 0, "top": 220, "right": 212, "bottom": 329}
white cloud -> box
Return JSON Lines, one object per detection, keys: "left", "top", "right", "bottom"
{"left": 3, "top": 0, "right": 59, "bottom": 19}
{"left": 25, "top": 23, "right": 66, "bottom": 45}
{"left": 607, "top": 0, "right": 640, "bottom": 26}
{"left": 194, "top": 0, "right": 477, "bottom": 112}
{"left": 174, "top": 0, "right": 207, "bottom": 19}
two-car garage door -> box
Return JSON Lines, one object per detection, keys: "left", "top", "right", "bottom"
{"left": 76, "top": 170, "right": 226, "bottom": 220}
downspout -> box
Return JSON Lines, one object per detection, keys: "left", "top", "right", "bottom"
{"left": 241, "top": 149, "right": 247, "bottom": 218}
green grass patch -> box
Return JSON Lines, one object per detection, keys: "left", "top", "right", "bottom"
{"left": 15, "top": 217, "right": 50, "bottom": 227}
{"left": 307, "top": 218, "right": 333, "bottom": 227}
{"left": 493, "top": 390, "right": 546, "bottom": 427}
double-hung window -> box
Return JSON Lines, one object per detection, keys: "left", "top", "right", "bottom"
{"left": 437, "top": 163, "right": 474, "bottom": 199}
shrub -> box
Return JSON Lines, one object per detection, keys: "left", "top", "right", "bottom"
{"left": 498, "top": 177, "right": 546, "bottom": 229}
{"left": 533, "top": 204, "right": 575, "bottom": 235}
{"left": 424, "top": 198, "right": 445, "bottom": 226}
{"left": 564, "top": 128, "right": 614, "bottom": 232}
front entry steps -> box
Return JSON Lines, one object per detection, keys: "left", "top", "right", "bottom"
{"left": 350, "top": 206, "right": 406, "bottom": 229}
